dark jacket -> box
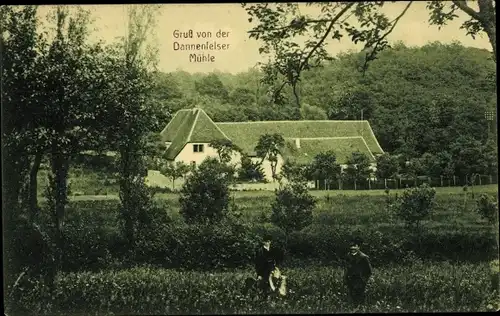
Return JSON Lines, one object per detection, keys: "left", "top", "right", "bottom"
{"left": 344, "top": 251, "right": 372, "bottom": 284}
{"left": 255, "top": 246, "right": 276, "bottom": 278}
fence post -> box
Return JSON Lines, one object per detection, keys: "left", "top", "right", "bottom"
{"left": 414, "top": 177, "right": 417, "bottom": 187}
{"left": 440, "top": 176, "right": 443, "bottom": 187}
{"left": 368, "top": 178, "right": 371, "bottom": 190}
{"left": 490, "top": 175, "right": 493, "bottom": 184}
{"left": 384, "top": 178, "right": 387, "bottom": 189}
{"left": 428, "top": 177, "right": 431, "bottom": 185}
{"left": 399, "top": 177, "right": 402, "bottom": 189}
{"left": 479, "top": 176, "right": 482, "bottom": 186}
{"left": 466, "top": 174, "right": 468, "bottom": 185}
{"left": 453, "top": 176, "right": 456, "bottom": 186}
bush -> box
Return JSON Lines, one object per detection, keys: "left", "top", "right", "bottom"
{"left": 179, "top": 158, "right": 234, "bottom": 224}
{"left": 23, "top": 191, "right": 498, "bottom": 272}
{"left": 271, "top": 181, "right": 316, "bottom": 235}
{"left": 475, "top": 193, "right": 498, "bottom": 224}
{"left": 281, "top": 159, "right": 308, "bottom": 182}
{"left": 237, "top": 155, "right": 265, "bottom": 182}
{"left": 393, "top": 184, "right": 436, "bottom": 230}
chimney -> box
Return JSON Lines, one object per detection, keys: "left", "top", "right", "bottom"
{"left": 295, "top": 138, "right": 301, "bottom": 149}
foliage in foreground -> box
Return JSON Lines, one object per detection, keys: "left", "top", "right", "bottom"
{"left": 179, "top": 158, "right": 235, "bottom": 224}
{"left": 7, "top": 262, "right": 499, "bottom": 315}
{"left": 271, "top": 181, "right": 316, "bottom": 234}
{"left": 26, "top": 191, "right": 499, "bottom": 272}
{"left": 391, "top": 184, "right": 437, "bottom": 230}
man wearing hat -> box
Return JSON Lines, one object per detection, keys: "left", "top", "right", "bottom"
{"left": 254, "top": 236, "right": 286, "bottom": 298}
{"left": 344, "top": 241, "right": 372, "bottom": 306}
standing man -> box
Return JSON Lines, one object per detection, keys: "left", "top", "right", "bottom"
{"left": 344, "top": 241, "right": 372, "bottom": 306}
{"left": 254, "top": 236, "right": 278, "bottom": 298}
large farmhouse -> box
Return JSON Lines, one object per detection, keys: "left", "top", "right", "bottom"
{"left": 160, "top": 108, "right": 384, "bottom": 181}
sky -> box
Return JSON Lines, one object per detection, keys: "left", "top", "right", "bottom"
{"left": 37, "top": 2, "right": 492, "bottom": 74}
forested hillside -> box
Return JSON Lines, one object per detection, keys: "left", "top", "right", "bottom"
{"left": 152, "top": 42, "right": 497, "bottom": 167}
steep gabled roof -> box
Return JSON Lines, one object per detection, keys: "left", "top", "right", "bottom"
{"left": 215, "top": 120, "right": 384, "bottom": 157}
{"left": 282, "top": 137, "right": 376, "bottom": 164}
{"left": 160, "top": 108, "right": 229, "bottom": 160}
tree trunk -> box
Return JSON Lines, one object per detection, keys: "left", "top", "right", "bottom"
{"left": 28, "top": 151, "right": 43, "bottom": 220}
{"left": 478, "top": 0, "right": 497, "bottom": 62}
{"left": 292, "top": 83, "right": 301, "bottom": 111}
{"left": 119, "top": 145, "right": 135, "bottom": 246}
{"left": 50, "top": 149, "right": 70, "bottom": 273}
{"left": 51, "top": 152, "right": 69, "bottom": 232}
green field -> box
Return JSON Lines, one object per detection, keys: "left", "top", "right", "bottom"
{"left": 60, "top": 183, "right": 498, "bottom": 201}
{"left": 37, "top": 165, "right": 498, "bottom": 199}
{"left": 30, "top": 169, "right": 499, "bottom": 314}
{"left": 13, "top": 262, "right": 499, "bottom": 314}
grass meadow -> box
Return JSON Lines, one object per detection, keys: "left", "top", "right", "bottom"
{"left": 13, "top": 262, "right": 500, "bottom": 314}
{"left": 26, "top": 168, "right": 499, "bottom": 314}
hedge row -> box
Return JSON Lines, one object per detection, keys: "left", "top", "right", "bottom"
{"left": 23, "top": 194, "right": 498, "bottom": 272}
{"left": 7, "top": 262, "right": 498, "bottom": 315}
{"left": 54, "top": 218, "right": 498, "bottom": 272}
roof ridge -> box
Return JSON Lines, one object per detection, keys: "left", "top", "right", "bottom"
{"left": 360, "top": 137, "right": 376, "bottom": 161}
{"left": 159, "top": 110, "right": 180, "bottom": 136}
{"left": 186, "top": 109, "right": 201, "bottom": 143}
{"left": 364, "top": 121, "right": 384, "bottom": 153}
{"left": 167, "top": 112, "right": 191, "bottom": 143}
{"left": 216, "top": 120, "right": 369, "bottom": 124}
{"left": 199, "top": 108, "right": 232, "bottom": 141}
{"left": 284, "top": 136, "right": 364, "bottom": 140}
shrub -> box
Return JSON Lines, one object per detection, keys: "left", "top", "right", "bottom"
{"left": 281, "top": 159, "right": 308, "bottom": 182}
{"left": 237, "top": 154, "right": 265, "bottom": 182}
{"left": 271, "top": 181, "right": 316, "bottom": 235}
{"left": 179, "top": 157, "right": 234, "bottom": 225}
{"left": 305, "top": 151, "right": 342, "bottom": 187}
{"left": 475, "top": 193, "right": 498, "bottom": 224}
{"left": 393, "top": 184, "right": 436, "bottom": 230}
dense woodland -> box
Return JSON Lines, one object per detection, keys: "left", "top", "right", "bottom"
{"left": 152, "top": 41, "right": 497, "bottom": 178}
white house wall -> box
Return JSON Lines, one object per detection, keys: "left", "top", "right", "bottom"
{"left": 174, "top": 142, "right": 239, "bottom": 166}
{"left": 250, "top": 155, "right": 284, "bottom": 182}
{"left": 174, "top": 142, "right": 283, "bottom": 182}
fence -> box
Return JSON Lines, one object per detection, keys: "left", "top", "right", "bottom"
{"left": 312, "top": 174, "right": 499, "bottom": 191}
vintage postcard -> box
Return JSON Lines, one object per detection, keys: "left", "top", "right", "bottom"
{"left": 2, "top": 2, "right": 499, "bottom": 315}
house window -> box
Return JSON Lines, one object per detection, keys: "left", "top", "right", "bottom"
{"left": 193, "top": 144, "right": 204, "bottom": 153}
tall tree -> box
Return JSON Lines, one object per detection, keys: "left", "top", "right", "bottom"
{"left": 112, "top": 4, "right": 162, "bottom": 247}
{"left": 255, "top": 133, "right": 285, "bottom": 181}
{"left": 1, "top": 5, "right": 49, "bottom": 299}
{"left": 344, "top": 151, "right": 373, "bottom": 190}
{"left": 244, "top": 1, "right": 496, "bottom": 113}
{"left": 37, "top": 5, "right": 124, "bottom": 276}
{"left": 427, "top": 0, "right": 496, "bottom": 62}
{"left": 307, "top": 151, "right": 342, "bottom": 189}
{"left": 244, "top": 2, "right": 413, "bottom": 107}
